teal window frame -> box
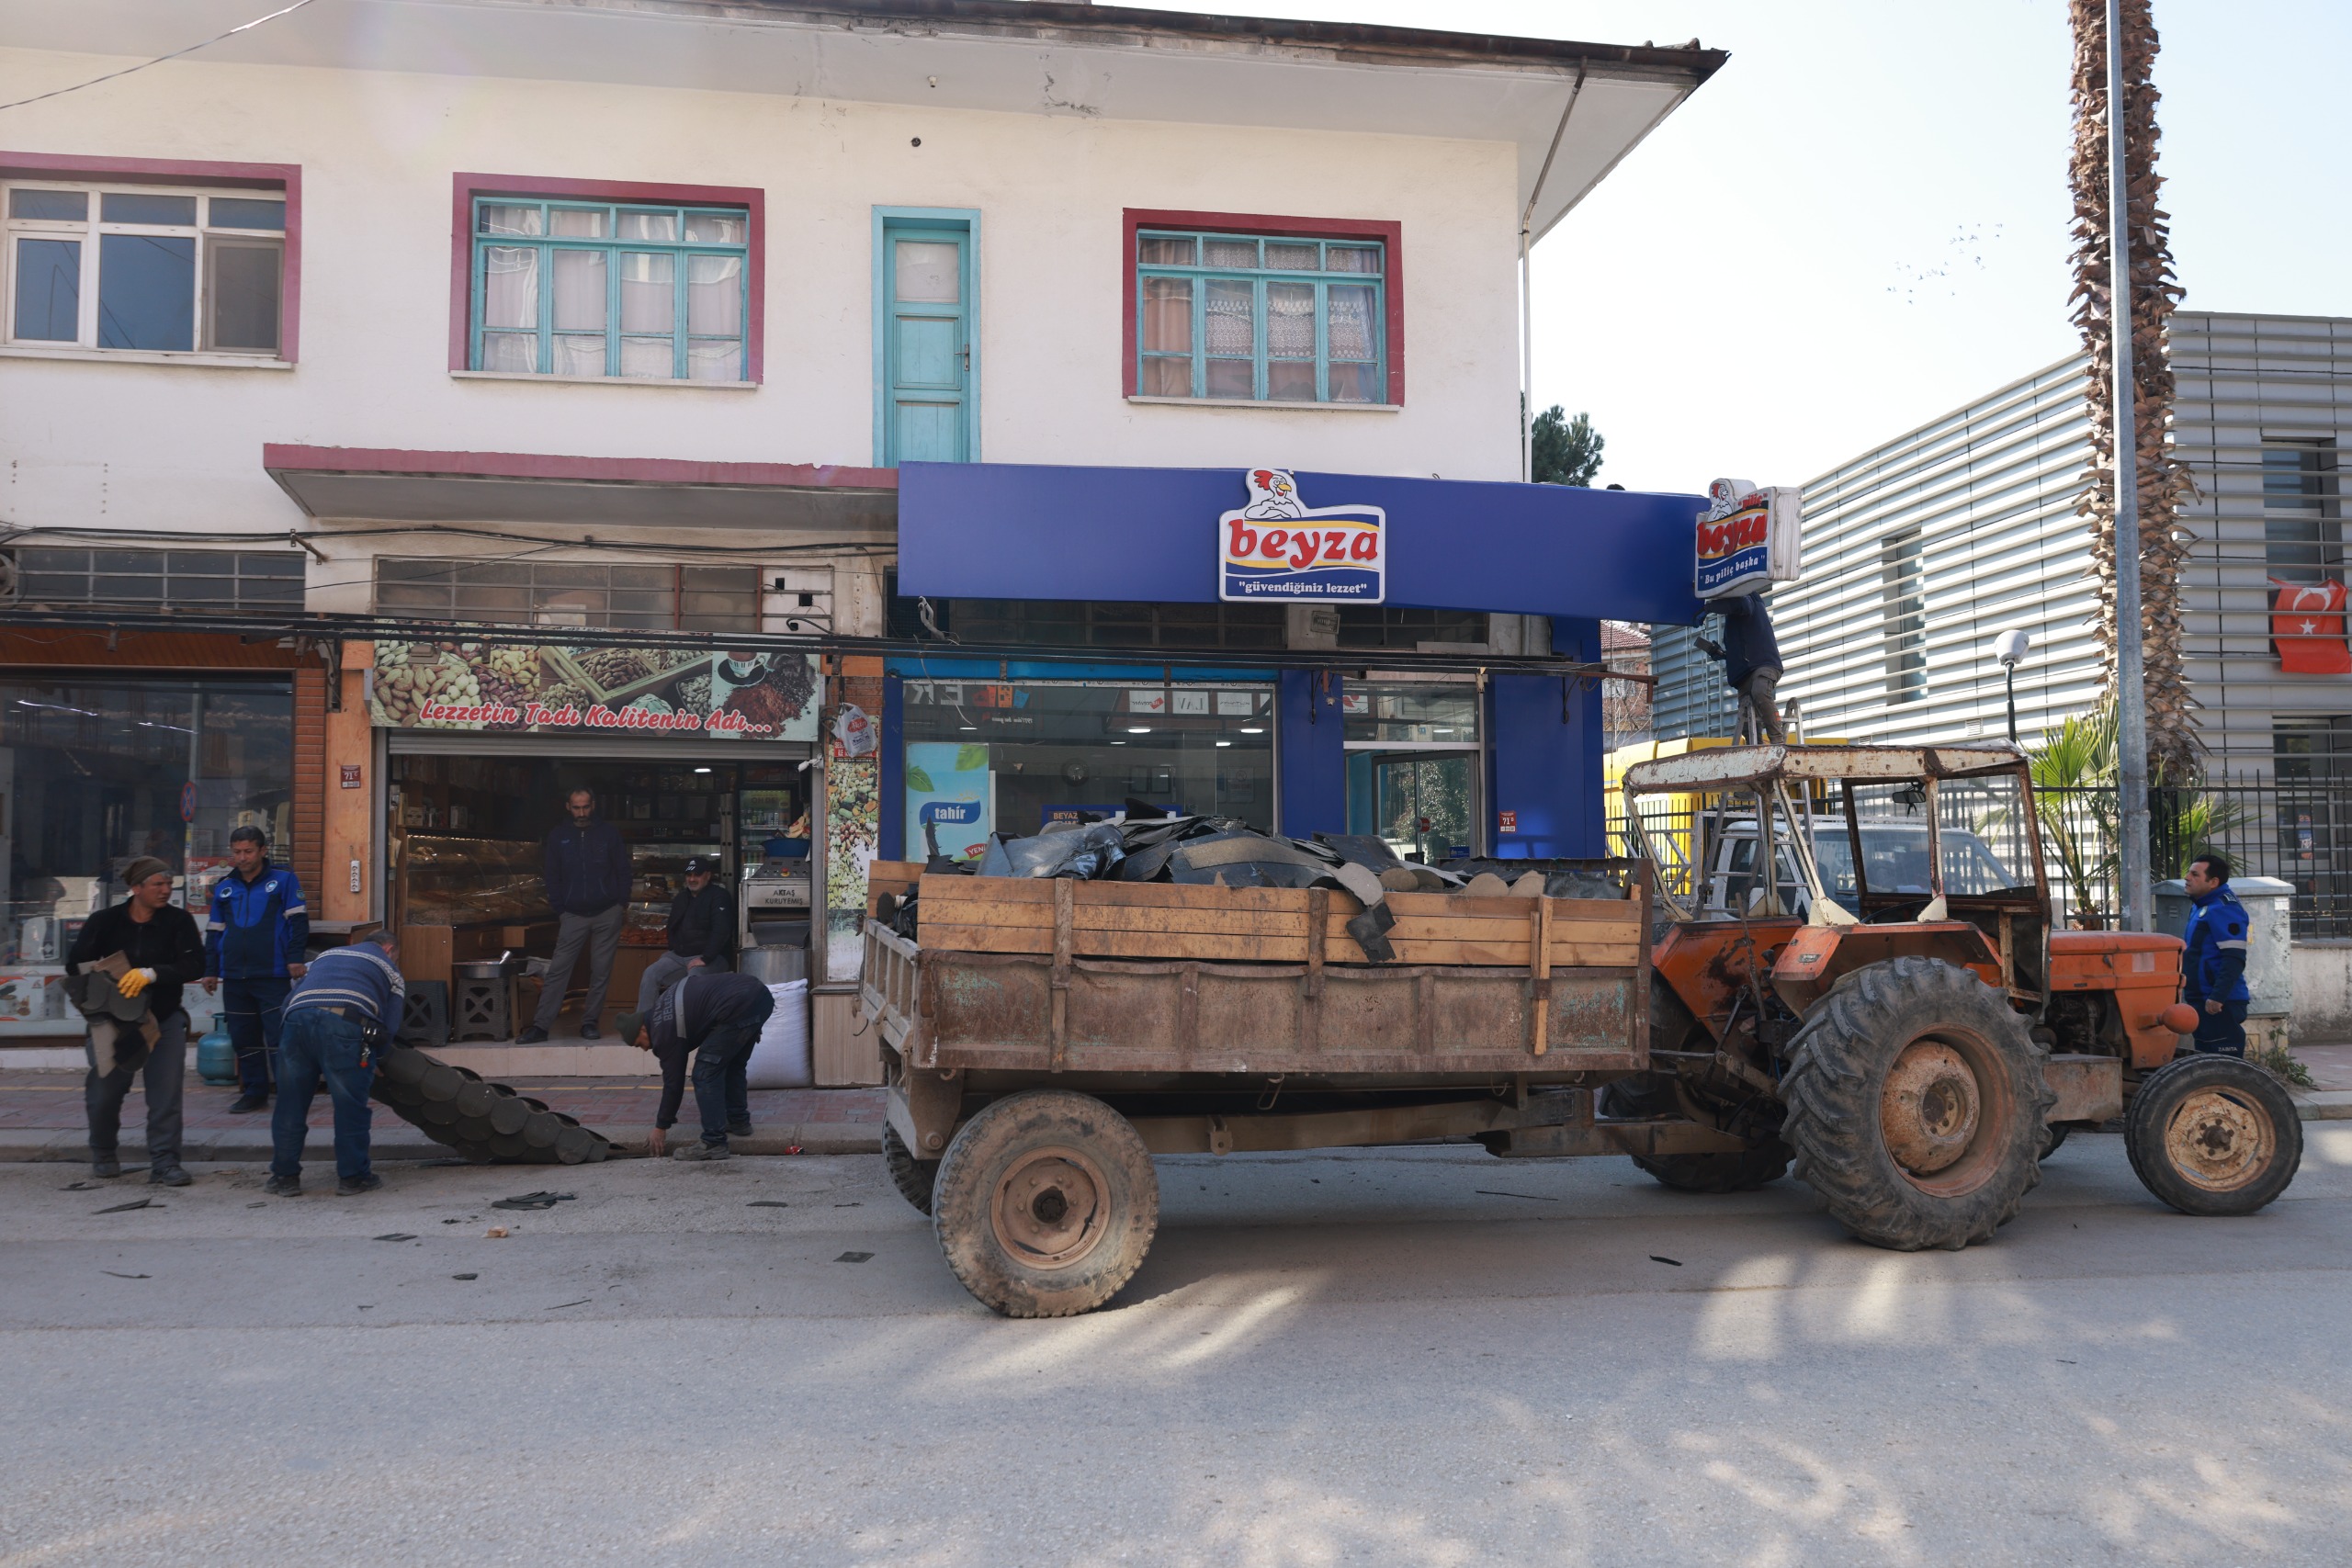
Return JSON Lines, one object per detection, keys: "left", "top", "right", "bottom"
{"left": 1134, "top": 229, "right": 1385, "bottom": 405}
{"left": 469, "top": 197, "right": 750, "bottom": 381}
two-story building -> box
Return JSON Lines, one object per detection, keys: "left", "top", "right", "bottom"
{"left": 0, "top": 0, "right": 1724, "bottom": 1074}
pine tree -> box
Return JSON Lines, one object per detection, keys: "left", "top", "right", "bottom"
{"left": 1531, "top": 404, "right": 1604, "bottom": 487}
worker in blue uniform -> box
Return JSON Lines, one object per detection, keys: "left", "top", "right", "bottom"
{"left": 202, "top": 826, "right": 309, "bottom": 1112}
{"left": 2180, "top": 852, "right": 2252, "bottom": 1057}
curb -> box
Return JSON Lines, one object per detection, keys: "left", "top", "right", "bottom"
{"left": 2293, "top": 1089, "right": 2352, "bottom": 1122}
{"left": 0, "top": 1123, "right": 885, "bottom": 1164}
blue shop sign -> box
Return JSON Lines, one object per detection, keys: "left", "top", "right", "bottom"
{"left": 898, "top": 462, "right": 1708, "bottom": 626}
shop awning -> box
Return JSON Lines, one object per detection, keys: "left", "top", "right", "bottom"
{"left": 263, "top": 446, "right": 898, "bottom": 537}
{"left": 896, "top": 462, "right": 1708, "bottom": 626}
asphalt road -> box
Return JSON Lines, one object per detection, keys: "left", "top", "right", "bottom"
{"left": 4, "top": 1128, "right": 2348, "bottom": 1568}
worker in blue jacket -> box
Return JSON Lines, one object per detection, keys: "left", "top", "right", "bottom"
{"left": 201, "top": 826, "right": 308, "bottom": 1112}
{"left": 2181, "top": 852, "right": 2252, "bottom": 1057}
{"left": 1694, "top": 593, "right": 1788, "bottom": 744}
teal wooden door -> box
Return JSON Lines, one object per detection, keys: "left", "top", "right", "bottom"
{"left": 885, "top": 228, "right": 970, "bottom": 465}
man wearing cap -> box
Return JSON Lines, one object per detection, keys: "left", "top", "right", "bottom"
{"left": 617, "top": 967, "right": 774, "bottom": 1161}
{"left": 2181, "top": 852, "right": 2253, "bottom": 1058}
{"left": 66, "top": 858, "right": 206, "bottom": 1186}
{"left": 634, "top": 854, "right": 737, "bottom": 1017}
{"left": 200, "top": 825, "right": 310, "bottom": 1114}
{"left": 266, "top": 925, "right": 406, "bottom": 1197}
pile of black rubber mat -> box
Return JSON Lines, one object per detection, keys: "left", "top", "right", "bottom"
{"left": 371, "top": 1043, "right": 616, "bottom": 1164}
{"left": 889, "top": 811, "right": 1621, "bottom": 963}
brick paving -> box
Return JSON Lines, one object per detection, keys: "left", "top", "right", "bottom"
{"left": 0, "top": 1068, "right": 883, "bottom": 1138}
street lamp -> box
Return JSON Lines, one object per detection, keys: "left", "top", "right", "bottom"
{"left": 1994, "top": 628, "right": 2031, "bottom": 743}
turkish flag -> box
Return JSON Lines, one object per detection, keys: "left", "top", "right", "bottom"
{"left": 2269, "top": 577, "right": 2352, "bottom": 673}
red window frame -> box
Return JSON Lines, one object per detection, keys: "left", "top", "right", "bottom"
{"left": 0, "top": 152, "right": 302, "bottom": 361}
{"left": 447, "top": 172, "right": 766, "bottom": 381}
{"left": 1121, "top": 208, "right": 1404, "bottom": 407}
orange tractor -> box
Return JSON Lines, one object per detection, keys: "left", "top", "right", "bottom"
{"left": 1613, "top": 743, "right": 2301, "bottom": 1248}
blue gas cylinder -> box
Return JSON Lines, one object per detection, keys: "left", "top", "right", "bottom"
{"left": 196, "top": 1022, "right": 239, "bottom": 1086}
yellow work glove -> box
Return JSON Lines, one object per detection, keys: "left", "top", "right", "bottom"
{"left": 117, "top": 967, "right": 157, "bottom": 998}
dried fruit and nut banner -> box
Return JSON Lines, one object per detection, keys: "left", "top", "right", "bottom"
{"left": 367, "top": 641, "right": 821, "bottom": 742}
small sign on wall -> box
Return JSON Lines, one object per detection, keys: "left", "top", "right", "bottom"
{"left": 340, "top": 764, "right": 363, "bottom": 789}
{"left": 1498, "top": 810, "right": 1519, "bottom": 834}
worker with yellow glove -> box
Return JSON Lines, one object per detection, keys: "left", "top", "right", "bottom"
{"left": 66, "top": 857, "right": 207, "bottom": 1187}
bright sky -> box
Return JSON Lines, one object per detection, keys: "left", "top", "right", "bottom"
{"left": 1106, "top": 1, "right": 2352, "bottom": 492}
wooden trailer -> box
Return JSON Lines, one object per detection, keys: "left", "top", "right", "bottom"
{"left": 859, "top": 863, "right": 1746, "bottom": 1316}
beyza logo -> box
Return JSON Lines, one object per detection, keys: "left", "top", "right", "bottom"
{"left": 1219, "top": 468, "right": 1386, "bottom": 604}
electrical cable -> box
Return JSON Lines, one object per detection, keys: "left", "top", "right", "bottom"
{"left": 0, "top": 0, "right": 324, "bottom": 114}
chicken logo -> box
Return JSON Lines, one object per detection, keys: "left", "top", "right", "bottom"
{"left": 1240, "top": 468, "right": 1307, "bottom": 520}
{"left": 1219, "top": 468, "right": 1385, "bottom": 604}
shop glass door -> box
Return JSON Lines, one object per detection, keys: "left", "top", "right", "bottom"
{"left": 1341, "top": 680, "right": 1482, "bottom": 863}
{"left": 1370, "top": 753, "right": 1476, "bottom": 863}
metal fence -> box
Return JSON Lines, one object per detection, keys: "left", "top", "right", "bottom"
{"left": 1608, "top": 779, "right": 2352, "bottom": 936}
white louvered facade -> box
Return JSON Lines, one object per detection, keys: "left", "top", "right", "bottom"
{"left": 1651, "top": 311, "right": 2351, "bottom": 776}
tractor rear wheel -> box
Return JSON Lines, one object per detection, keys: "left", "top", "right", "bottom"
{"left": 932, "top": 1090, "right": 1158, "bottom": 1318}
{"left": 1599, "top": 1077, "right": 1791, "bottom": 1193}
{"left": 1781, "top": 956, "right": 2052, "bottom": 1251}
{"left": 2125, "top": 1055, "right": 2301, "bottom": 1216}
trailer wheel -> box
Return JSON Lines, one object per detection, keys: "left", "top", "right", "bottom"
{"left": 2039, "top": 1121, "right": 2071, "bottom": 1159}
{"left": 1597, "top": 1077, "right": 1791, "bottom": 1192}
{"left": 882, "top": 1124, "right": 941, "bottom": 1216}
{"left": 1781, "top": 956, "right": 2052, "bottom": 1251}
{"left": 2125, "top": 1055, "right": 2301, "bottom": 1216}
{"left": 932, "top": 1090, "right": 1159, "bottom": 1318}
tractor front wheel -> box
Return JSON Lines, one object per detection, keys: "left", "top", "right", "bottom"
{"left": 1781, "top": 956, "right": 2052, "bottom": 1251}
{"left": 2125, "top": 1054, "right": 2301, "bottom": 1216}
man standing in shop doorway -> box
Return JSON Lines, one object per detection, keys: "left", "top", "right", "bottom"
{"left": 634, "top": 854, "right": 736, "bottom": 1017}
{"left": 201, "top": 826, "right": 309, "bottom": 1114}
{"left": 519, "top": 787, "right": 630, "bottom": 1043}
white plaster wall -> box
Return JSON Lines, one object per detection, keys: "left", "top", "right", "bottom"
{"left": 2291, "top": 942, "right": 2352, "bottom": 1043}
{"left": 0, "top": 48, "right": 1524, "bottom": 547}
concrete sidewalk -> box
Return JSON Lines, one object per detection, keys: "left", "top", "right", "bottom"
{"left": 0, "top": 1070, "right": 886, "bottom": 1163}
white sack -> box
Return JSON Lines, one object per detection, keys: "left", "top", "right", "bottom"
{"left": 743, "top": 979, "right": 812, "bottom": 1089}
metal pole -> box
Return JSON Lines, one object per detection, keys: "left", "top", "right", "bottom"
{"left": 2005, "top": 666, "right": 2018, "bottom": 744}
{"left": 2106, "top": 0, "right": 2153, "bottom": 932}
{"left": 1519, "top": 65, "right": 1586, "bottom": 487}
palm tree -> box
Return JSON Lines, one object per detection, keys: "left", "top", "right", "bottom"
{"left": 2028, "top": 702, "right": 2120, "bottom": 922}
{"left": 2068, "top": 0, "right": 2198, "bottom": 783}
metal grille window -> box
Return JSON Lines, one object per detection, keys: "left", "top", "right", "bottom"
{"left": 1135, "top": 230, "right": 1385, "bottom": 404}
{"left": 374, "top": 559, "right": 760, "bottom": 631}
{"left": 1335, "top": 607, "right": 1486, "bottom": 650}
{"left": 2263, "top": 441, "right": 2341, "bottom": 583}
{"left": 4, "top": 183, "right": 286, "bottom": 355}
{"left": 1881, "top": 529, "right": 1927, "bottom": 703}
{"left": 947, "top": 598, "right": 1285, "bottom": 651}
{"left": 470, "top": 197, "right": 749, "bottom": 381}
{"left": 11, "top": 547, "right": 304, "bottom": 609}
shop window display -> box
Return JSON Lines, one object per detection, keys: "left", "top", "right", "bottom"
{"left": 387, "top": 755, "right": 811, "bottom": 1014}
{"left": 899, "top": 679, "right": 1276, "bottom": 862}
{"left": 0, "top": 676, "right": 293, "bottom": 1027}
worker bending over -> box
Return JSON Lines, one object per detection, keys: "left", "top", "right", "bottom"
{"left": 617, "top": 971, "right": 774, "bottom": 1161}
